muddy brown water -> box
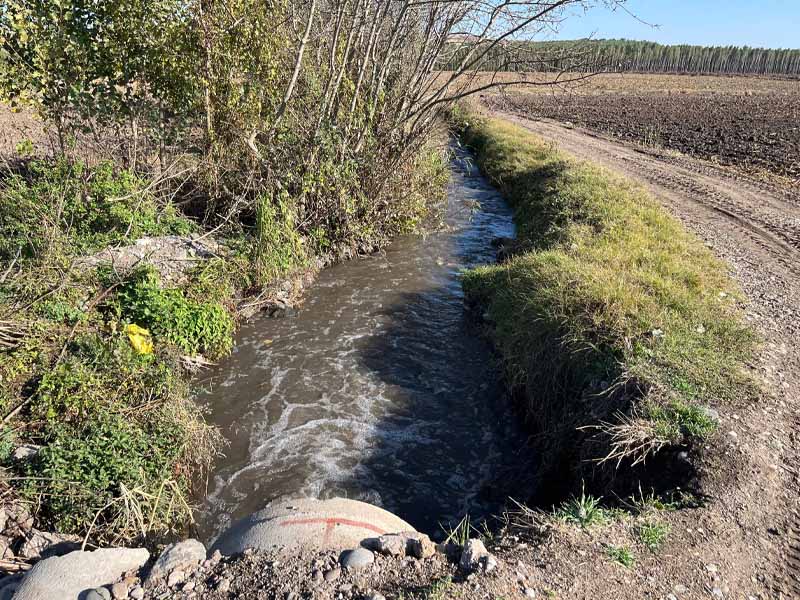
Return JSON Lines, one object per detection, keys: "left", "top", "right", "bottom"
{"left": 194, "top": 145, "right": 529, "bottom": 541}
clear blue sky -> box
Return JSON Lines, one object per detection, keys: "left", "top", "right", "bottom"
{"left": 545, "top": 0, "right": 799, "bottom": 49}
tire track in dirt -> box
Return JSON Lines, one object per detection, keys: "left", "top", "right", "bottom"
{"left": 491, "top": 111, "right": 800, "bottom": 598}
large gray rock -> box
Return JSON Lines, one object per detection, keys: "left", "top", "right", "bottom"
{"left": 213, "top": 497, "right": 415, "bottom": 556}
{"left": 76, "top": 236, "right": 222, "bottom": 284}
{"left": 15, "top": 547, "right": 149, "bottom": 600}
{"left": 146, "top": 538, "right": 206, "bottom": 582}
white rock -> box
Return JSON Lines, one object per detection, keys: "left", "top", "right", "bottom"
{"left": 129, "top": 587, "right": 145, "bottom": 600}
{"left": 167, "top": 569, "right": 186, "bottom": 588}
{"left": 15, "top": 548, "right": 149, "bottom": 600}
{"left": 110, "top": 581, "right": 129, "bottom": 599}
{"left": 459, "top": 539, "right": 496, "bottom": 574}
{"left": 13, "top": 445, "right": 40, "bottom": 461}
{"left": 148, "top": 539, "right": 206, "bottom": 582}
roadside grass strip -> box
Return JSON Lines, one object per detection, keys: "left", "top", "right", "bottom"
{"left": 458, "top": 114, "right": 758, "bottom": 464}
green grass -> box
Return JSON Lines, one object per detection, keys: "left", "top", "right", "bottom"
{"left": 458, "top": 113, "right": 758, "bottom": 465}
{"left": 636, "top": 520, "right": 671, "bottom": 552}
{"left": 555, "top": 488, "right": 608, "bottom": 528}
{"left": 607, "top": 545, "right": 635, "bottom": 568}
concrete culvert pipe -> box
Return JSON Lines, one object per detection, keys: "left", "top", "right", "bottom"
{"left": 212, "top": 498, "right": 416, "bottom": 556}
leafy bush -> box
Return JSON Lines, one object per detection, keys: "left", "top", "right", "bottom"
{"left": 252, "top": 194, "right": 308, "bottom": 284}
{"left": 0, "top": 427, "right": 15, "bottom": 463}
{"left": 17, "top": 332, "right": 220, "bottom": 541}
{"left": 113, "top": 266, "right": 234, "bottom": 359}
{"left": 29, "top": 414, "right": 187, "bottom": 535}
{"left": 0, "top": 160, "right": 195, "bottom": 261}
{"left": 36, "top": 299, "right": 87, "bottom": 325}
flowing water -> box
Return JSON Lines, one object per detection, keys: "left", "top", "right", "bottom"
{"left": 195, "top": 146, "right": 528, "bottom": 541}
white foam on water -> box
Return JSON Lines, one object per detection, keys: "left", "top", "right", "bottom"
{"left": 197, "top": 146, "right": 527, "bottom": 538}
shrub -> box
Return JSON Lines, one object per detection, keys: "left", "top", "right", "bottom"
{"left": 0, "top": 160, "right": 194, "bottom": 261}
{"left": 29, "top": 414, "right": 186, "bottom": 535}
{"left": 112, "top": 266, "right": 234, "bottom": 359}
{"left": 0, "top": 427, "right": 15, "bottom": 463}
{"left": 18, "top": 332, "right": 220, "bottom": 541}
{"left": 252, "top": 194, "right": 308, "bottom": 284}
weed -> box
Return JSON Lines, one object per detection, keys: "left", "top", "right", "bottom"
{"left": 252, "top": 194, "right": 308, "bottom": 284}
{"left": 648, "top": 401, "right": 717, "bottom": 441}
{"left": 423, "top": 576, "right": 453, "bottom": 600}
{"left": 111, "top": 265, "right": 234, "bottom": 359}
{"left": 37, "top": 299, "right": 88, "bottom": 325}
{"left": 441, "top": 514, "right": 473, "bottom": 546}
{"left": 636, "top": 520, "right": 671, "bottom": 552}
{"left": 626, "top": 486, "right": 678, "bottom": 514}
{"left": 0, "top": 426, "right": 15, "bottom": 462}
{"left": 607, "top": 545, "right": 635, "bottom": 568}
{"left": 555, "top": 488, "right": 607, "bottom": 528}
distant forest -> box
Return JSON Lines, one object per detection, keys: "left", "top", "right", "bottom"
{"left": 442, "top": 38, "right": 800, "bottom": 76}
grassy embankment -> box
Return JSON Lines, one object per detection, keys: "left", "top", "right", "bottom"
{"left": 457, "top": 112, "right": 759, "bottom": 494}
{"left": 0, "top": 159, "right": 237, "bottom": 545}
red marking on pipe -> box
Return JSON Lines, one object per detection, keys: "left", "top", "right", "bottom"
{"left": 279, "top": 516, "right": 387, "bottom": 543}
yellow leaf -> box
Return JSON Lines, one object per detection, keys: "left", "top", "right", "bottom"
{"left": 126, "top": 324, "right": 153, "bottom": 355}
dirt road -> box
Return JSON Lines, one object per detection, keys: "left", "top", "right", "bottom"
{"left": 494, "top": 110, "right": 800, "bottom": 597}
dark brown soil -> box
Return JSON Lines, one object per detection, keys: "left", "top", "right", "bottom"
{"left": 484, "top": 89, "right": 800, "bottom": 181}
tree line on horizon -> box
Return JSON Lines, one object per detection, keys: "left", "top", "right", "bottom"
{"left": 441, "top": 38, "right": 800, "bottom": 76}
